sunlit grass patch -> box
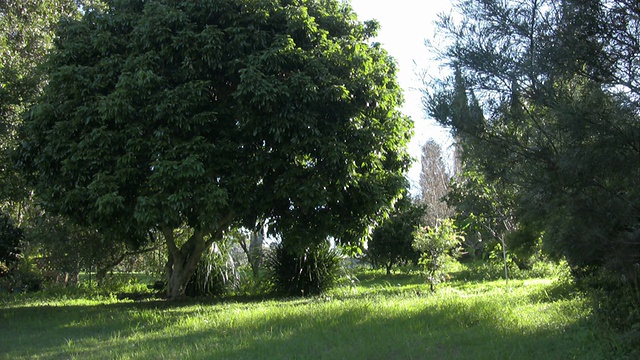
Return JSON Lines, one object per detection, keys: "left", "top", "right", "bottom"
{"left": 0, "top": 264, "right": 623, "bottom": 359}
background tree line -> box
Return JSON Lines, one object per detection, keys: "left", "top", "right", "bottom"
{"left": 425, "top": 0, "right": 640, "bottom": 329}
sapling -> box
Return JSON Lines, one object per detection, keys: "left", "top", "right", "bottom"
{"left": 412, "top": 218, "right": 463, "bottom": 291}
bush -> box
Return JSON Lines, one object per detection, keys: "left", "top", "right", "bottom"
{"left": 413, "top": 219, "right": 463, "bottom": 291}
{"left": 266, "top": 241, "right": 342, "bottom": 297}
{"left": 504, "top": 226, "right": 544, "bottom": 270}
{"left": 0, "top": 213, "right": 22, "bottom": 265}
{"left": 185, "top": 242, "right": 239, "bottom": 297}
{"left": 572, "top": 266, "right": 640, "bottom": 331}
{"left": 0, "top": 260, "right": 43, "bottom": 293}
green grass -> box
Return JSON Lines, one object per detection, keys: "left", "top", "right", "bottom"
{"left": 0, "top": 264, "right": 629, "bottom": 359}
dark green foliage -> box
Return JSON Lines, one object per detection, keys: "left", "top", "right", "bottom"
{"left": 266, "top": 241, "right": 341, "bottom": 297}
{"left": 0, "top": 213, "right": 22, "bottom": 265}
{"left": 17, "top": 0, "right": 412, "bottom": 298}
{"left": 428, "top": 0, "right": 640, "bottom": 305}
{"left": 505, "top": 225, "right": 543, "bottom": 271}
{"left": 368, "top": 195, "right": 423, "bottom": 274}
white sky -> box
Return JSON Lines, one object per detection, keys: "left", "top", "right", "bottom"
{"left": 348, "top": 0, "right": 454, "bottom": 191}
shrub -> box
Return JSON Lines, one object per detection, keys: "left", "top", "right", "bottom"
{"left": 0, "top": 213, "right": 22, "bottom": 265}
{"left": 266, "top": 241, "right": 342, "bottom": 297}
{"left": 185, "top": 242, "right": 238, "bottom": 297}
{"left": 413, "top": 219, "right": 463, "bottom": 291}
{"left": 0, "top": 260, "right": 43, "bottom": 293}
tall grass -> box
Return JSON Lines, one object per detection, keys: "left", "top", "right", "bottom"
{"left": 0, "top": 263, "right": 631, "bottom": 359}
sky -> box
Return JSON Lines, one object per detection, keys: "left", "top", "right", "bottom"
{"left": 348, "top": 0, "right": 454, "bottom": 190}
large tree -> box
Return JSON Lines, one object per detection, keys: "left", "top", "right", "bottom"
{"left": 427, "top": 0, "right": 640, "bottom": 288}
{"left": 17, "top": 0, "right": 412, "bottom": 298}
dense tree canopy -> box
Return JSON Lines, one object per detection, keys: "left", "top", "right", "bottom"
{"left": 17, "top": 0, "right": 412, "bottom": 298}
{"left": 427, "top": 0, "right": 640, "bottom": 288}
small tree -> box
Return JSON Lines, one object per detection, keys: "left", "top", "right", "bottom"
{"left": 368, "top": 195, "right": 423, "bottom": 275}
{"left": 412, "top": 219, "right": 462, "bottom": 291}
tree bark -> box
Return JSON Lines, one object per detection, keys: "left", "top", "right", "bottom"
{"left": 385, "top": 261, "right": 393, "bottom": 276}
{"left": 164, "top": 227, "right": 207, "bottom": 299}
{"left": 248, "top": 221, "right": 266, "bottom": 278}
{"left": 162, "top": 214, "right": 234, "bottom": 299}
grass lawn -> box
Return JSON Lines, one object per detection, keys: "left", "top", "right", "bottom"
{"left": 0, "top": 265, "right": 628, "bottom": 359}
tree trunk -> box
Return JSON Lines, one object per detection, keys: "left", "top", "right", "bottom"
{"left": 166, "top": 255, "right": 200, "bottom": 299}
{"left": 161, "top": 214, "right": 234, "bottom": 299}
{"left": 163, "top": 228, "right": 208, "bottom": 300}
{"left": 500, "top": 234, "right": 509, "bottom": 285}
{"left": 248, "top": 222, "right": 266, "bottom": 278}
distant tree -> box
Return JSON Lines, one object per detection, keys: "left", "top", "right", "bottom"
{"left": 25, "top": 214, "right": 159, "bottom": 285}
{"left": 0, "top": 1, "right": 89, "bottom": 287}
{"left": 233, "top": 221, "right": 268, "bottom": 279}
{"left": 17, "top": 0, "right": 412, "bottom": 298}
{"left": 0, "top": 0, "right": 80, "bottom": 131}
{"left": 418, "top": 139, "right": 453, "bottom": 226}
{"left": 368, "top": 194, "right": 423, "bottom": 275}
{"left": 247, "top": 224, "right": 266, "bottom": 278}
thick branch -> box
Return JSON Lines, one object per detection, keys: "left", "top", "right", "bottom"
{"left": 203, "top": 212, "right": 236, "bottom": 249}
{"left": 162, "top": 226, "right": 182, "bottom": 267}
{"left": 96, "top": 245, "right": 161, "bottom": 280}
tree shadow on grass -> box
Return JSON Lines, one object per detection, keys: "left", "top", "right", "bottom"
{"left": 0, "top": 293, "right": 332, "bottom": 358}
{"left": 202, "top": 297, "right": 610, "bottom": 360}
{"left": 0, "top": 287, "right": 616, "bottom": 360}
{"left": 525, "top": 280, "right": 580, "bottom": 304}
